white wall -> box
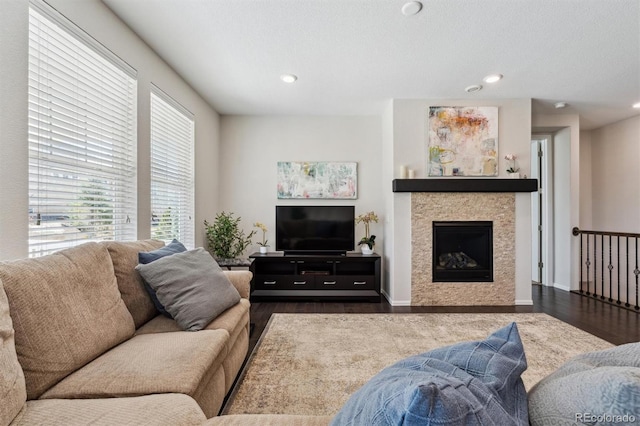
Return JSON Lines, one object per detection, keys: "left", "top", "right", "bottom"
{"left": 579, "top": 130, "right": 593, "bottom": 230}
{"left": 0, "top": 0, "right": 29, "bottom": 260}
{"left": 590, "top": 115, "right": 640, "bottom": 233}
{"left": 381, "top": 101, "right": 396, "bottom": 300}
{"left": 219, "top": 115, "right": 384, "bottom": 255}
{"left": 0, "top": 0, "right": 220, "bottom": 259}
{"left": 390, "top": 99, "right": 534, "bottom": 305}
{"left": 552, "top": 128, "right": 572, "bottom": 290}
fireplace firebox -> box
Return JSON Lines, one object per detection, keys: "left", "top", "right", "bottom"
{"left": 432, "top": 221, "right": 493, "bottom": 282}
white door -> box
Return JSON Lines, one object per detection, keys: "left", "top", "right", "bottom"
{"left": 531, "top": 136, "right": 553, "bottom": 286}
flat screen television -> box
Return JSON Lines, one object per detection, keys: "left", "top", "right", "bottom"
{"left": 276, "top": 205, "right": 355, "bottom": 254}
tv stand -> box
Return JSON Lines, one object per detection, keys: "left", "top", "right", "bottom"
{"left": 249, "top": 252, "right": 381, "bottom": 302}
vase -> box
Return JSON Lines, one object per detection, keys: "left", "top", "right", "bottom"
{"left": 361, "top": 245, "right": 374, "bottom": 255}
{"left": 259, "top": 246, "right": 268, "bottom": 254}
{"left": 508, "top": 172, "right": 520, "bottom": 179}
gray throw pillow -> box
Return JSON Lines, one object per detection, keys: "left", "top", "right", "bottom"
{"left": 135, "top": 248, "right": 240, "bottom": 331}
{"left": 528, "top": 342, "right": 640, "bottom": 426}
{"left": 138, "top": 239, "right": 188, "bottom": 317}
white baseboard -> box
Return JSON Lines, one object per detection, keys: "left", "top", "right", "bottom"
{"left": 553, "top": 282, "right": 571, "bottom": 292}
{"left": 515, "top": 299, "right": 533, "bottom": 306}
{"left": 380, "top": 289, "right": 411, "bottom": 306}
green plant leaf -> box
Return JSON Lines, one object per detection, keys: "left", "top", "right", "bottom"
{"left": 204, "top": 212, "right": 256, "bottom": 259}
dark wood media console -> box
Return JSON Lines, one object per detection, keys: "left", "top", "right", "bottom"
{"left": 249, "top": 252, "right": 381, "bottom": 302}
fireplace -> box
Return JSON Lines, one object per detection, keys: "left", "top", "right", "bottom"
{"left": 432, "top": 221, "right": 493, "bottom": 282}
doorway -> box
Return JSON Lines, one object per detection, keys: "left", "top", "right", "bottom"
{"left": 531, "top": 136, "right": 553, "bottom": 286}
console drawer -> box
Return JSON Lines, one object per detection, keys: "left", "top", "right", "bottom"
{"left": 315, "top": 275, "right": 375, "bottom": 290}
{"left": 255, "top": 274, "right": 316, "bottom": 290}
{"left": 254, "top": 275, "right": 288, "bottom": 290}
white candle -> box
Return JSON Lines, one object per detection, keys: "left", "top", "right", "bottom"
{"left": 399, "top": 165, "right": 407, "bottom": 178}
{"left": 408, "top": 169, "right": 415, "bottom": 179}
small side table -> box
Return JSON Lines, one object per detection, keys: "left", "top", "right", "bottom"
{"left": 215, "top": 258, "right": 252, "bottom": 270}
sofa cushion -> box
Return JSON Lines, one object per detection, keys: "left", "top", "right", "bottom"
{"left": 0, "top": 279, "right": 26, "bottom": 426}
{"left": 135, "top": 248, "right": 241, "bottom": 331}
{"left": 138, "top": 239, "right": 188, "bottom": 317}
{"left": 0, "top": 242, "right": 135, "bottom": 399}
{"left": 136, "top": 298, "right": 249, "bottom": 340}
{"left": 330, "top": 322, "right": 529, "bottom": 426}
{"left": 11, "top": 394, "right": 206, "bottom": 426}
{"left": 41, "top": 329, "right": 227, "bottom": 399}
{"left": 104, "top": 240, "right": 165, "bottom": 328}
{"left": 528, "top": 342, "right": 640, "bottom": 426}
{"left": 136, "top": 297, "right": 250, "bottom": 392}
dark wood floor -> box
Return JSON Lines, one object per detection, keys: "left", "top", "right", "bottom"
{"left": 248, "top": 285, "right": 640, "bottom": 353}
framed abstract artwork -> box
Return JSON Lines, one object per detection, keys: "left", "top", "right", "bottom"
{"left": 427, "top": 106, "right": 499, "bottom": 176}
{"left": 277, "top": 161, "right": 358, "bottom": 199}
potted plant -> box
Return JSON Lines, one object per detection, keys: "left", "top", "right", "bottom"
{"left": 204, "top": 212, "right": 255, "bottom": 259}
{"left": 356, "top": 211, "right": 379, "bottom": 255}
{"left": 254, "top": 222, "right": 269, "bottom": 254}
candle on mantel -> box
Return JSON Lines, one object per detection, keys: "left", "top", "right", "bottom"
{"left": 399, "top": 165, "right": 407, "bottom": 178}
{"left": 408, "top": 169, "right": 415, "bottom": 179}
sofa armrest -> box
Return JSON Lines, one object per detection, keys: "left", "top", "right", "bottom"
{"left": 223, "top": 271, "right": 252, "bottom": 299}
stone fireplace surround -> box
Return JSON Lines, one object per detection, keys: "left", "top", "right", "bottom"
{"left": 393, "top": 178, "right": 537, "bottom": 306}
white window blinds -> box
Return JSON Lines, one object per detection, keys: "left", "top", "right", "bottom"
{"left": 28, "top": 1, "right": 137, "bottom": 257}
{"left": 150, "top": 86, "right": 195, "bottom": 247}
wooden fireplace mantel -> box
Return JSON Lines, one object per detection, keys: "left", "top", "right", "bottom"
{"left": 392, "top": 178, "right": 538, "bottom": 193}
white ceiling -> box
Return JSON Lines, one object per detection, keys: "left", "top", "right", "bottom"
{"left": 102, "top": 0, "right": 640, "bottom": 130}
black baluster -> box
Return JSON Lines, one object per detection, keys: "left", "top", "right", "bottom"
{"left": 594, "top": 234, "right": 598, "bottom": 298}
{"left": 586, "top": 234, "right": 591, "bottom": 296}
{"left": 608, "top": 235, "right": 613, "bottom": 302}
{"left": 626, "top": 237, "right": 630, "bottom": 308}
{"left": 600, "top": 234, "right": 605, "bottom": 300}
{"left": 617, "top": 236, "right": 621, "bottom": 305}
{"left": 635, "top": 237, "right": 639, "bottom": 310}
{"left": 579, "top": 233, "right": 584, "bottom": 293}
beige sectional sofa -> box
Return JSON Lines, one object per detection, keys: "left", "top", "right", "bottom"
{"left": 0, "top": 240, "right": 254, "bottom": 425}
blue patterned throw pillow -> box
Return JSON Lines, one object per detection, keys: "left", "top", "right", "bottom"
{"left": 138, "top": 239, "right": 187, "bottom": 317}
{"left": 331, "top": 322, "right": 529, "bottom": 426}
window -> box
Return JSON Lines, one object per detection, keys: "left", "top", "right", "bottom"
{"left": 150, "top": 86, "right": 194, "bottom": 247}
{"left": 28, "top": 1, "right": 137, "bottom": 257}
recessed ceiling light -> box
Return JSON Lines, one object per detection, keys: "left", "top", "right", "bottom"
{"left": 483, "top": 74, "right": 503, "bottom": 83}
{"left": 465, "top": 84, "right": 483, "bottom": 93}
{"left": 633, "top": 102, "right": 640, "bottom": 109}
{"left": 280, "top": 74, "right": 298, "bottom": 83}
{"left": 401, "top": 1, "right": 423, "bottom": 16}
{"left": 554, "top": 102, "right": 568, "bottom": 109}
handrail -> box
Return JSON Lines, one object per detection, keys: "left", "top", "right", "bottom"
{"left": 573, "top": 227, "right": 640, "bottom": 239}
{"left": 572, "top": 227, "right": 639, "bottom": 312}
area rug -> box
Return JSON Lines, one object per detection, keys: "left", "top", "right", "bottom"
{"left": 223, "top": 313, "right": 613, "bottom": 416}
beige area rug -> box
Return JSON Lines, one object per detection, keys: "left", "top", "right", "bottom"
{"left": 223, "top": 313, "right": 613, "bottom": 416}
